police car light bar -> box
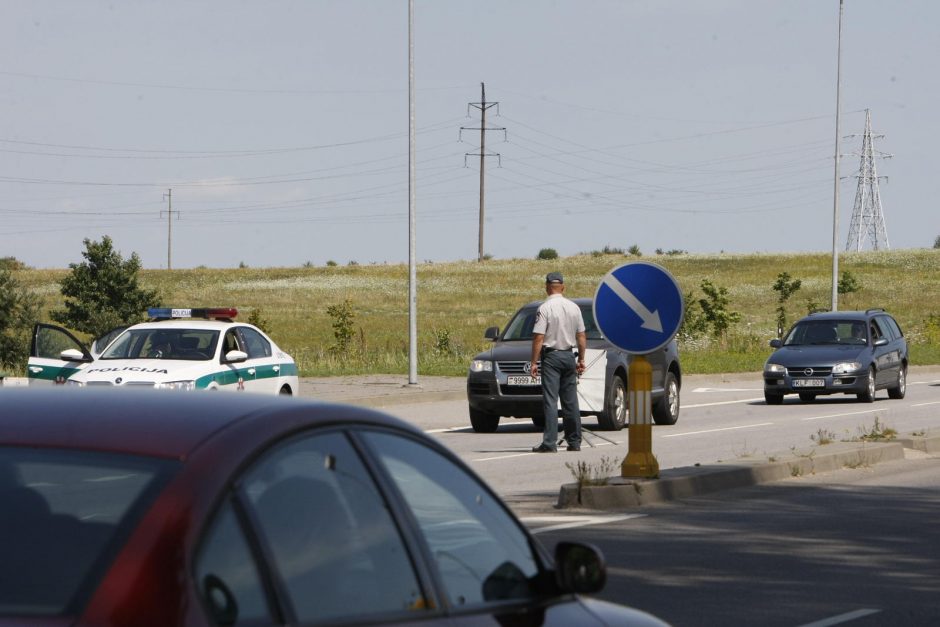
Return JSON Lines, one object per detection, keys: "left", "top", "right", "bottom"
{"left": 148, "top": 308, "right": 238, "bottom": 320}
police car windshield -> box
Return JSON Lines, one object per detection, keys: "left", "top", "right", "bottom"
{"left": 100, "top": 329, "right": 219, "bottom": 361}
{"left": 501, "top": 305, "right": 603, "bottom": 341}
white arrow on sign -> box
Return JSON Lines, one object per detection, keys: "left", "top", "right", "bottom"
{"left": 602, "top": 274, "right": 663, "bottom": 333}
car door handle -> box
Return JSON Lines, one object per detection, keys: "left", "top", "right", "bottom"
{"left": 247, "top": 368, "right": 256, "bottom": 376}
{"left": 273, "top": 365, "right": 280, "bottom": 373}
{"left": 29, "top": 366, "right": 43, "bottom": 373}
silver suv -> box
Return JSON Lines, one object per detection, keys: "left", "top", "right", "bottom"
{"left": 466, "top": 298, "right": 681, "bottom": 433}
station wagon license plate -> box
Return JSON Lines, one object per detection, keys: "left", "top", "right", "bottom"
{"left": 507, "top": 376, "right": 541, "bottom": 386}
{"left": 793, "top": 379, "right": 825, "bottom": 388}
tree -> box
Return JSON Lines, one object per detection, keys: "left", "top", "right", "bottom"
{"left": 0, "top": 267, "right": 40, "bottom": 372}
{"left": 934, "top": 235, "right": 940, "bottom": 249}
{"left": 698, "top": 279, "right": 741, "bottom": 339}
{"left": 536, "top": 248, "right": 558, "bottom": 260}
{"left": 772, "top": 272, "right": 802, "bottom": 337}
{"left": 51, "top": 236, "right": 159, "bottom": 338}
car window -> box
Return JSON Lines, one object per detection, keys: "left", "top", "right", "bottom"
{"left": 784, "top": 321, "right": 839, "bottom": 345}
{"left": 195, "top": 500, "right": 272, "bottom": 626}
{"left": 100, "top": 329, "right": 219, "bottom": 361}
{"left": 0, "top": 448, "right": 176, "bottom": 617}
{"left": 870, "top": 319, "right": 886, "bottom": 341}
{"left": 237, "top": 327, "right": 272, "bottom": 359}
{"left": 221, "top": 329, "right": 242, "bottom": 357}
{"left": 877, "top": 315, "right": 901, "bottom": 341}
{"left": 241, "top": 431, "right": 426, "bottom": 623}
{"left": 32, "top": 324, "right": 86, "bottom": 359}
{"left": 362, "top": 431, "right": 540, "bottom": 609}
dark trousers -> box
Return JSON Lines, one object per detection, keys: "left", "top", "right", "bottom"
{"left": 540, "top": 349, "right": 581, "bottom": 448}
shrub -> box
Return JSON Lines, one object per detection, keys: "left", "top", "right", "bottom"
{"left": 536, "top": 248, "right": 558, "bottom": 260}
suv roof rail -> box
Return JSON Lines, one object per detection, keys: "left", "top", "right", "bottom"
{"left": 865, "top": 308, "right": 886, "bottom": 314}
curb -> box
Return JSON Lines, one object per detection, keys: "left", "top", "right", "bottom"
{"left": 557, "top": 439, "right": 931, "bottom": 510}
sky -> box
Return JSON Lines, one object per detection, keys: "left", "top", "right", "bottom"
{"left": 1, "top": 1, "right": 937, "bottom": 269}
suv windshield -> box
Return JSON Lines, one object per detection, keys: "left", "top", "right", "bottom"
{"left": 101, "top": 329, "right": 219, "bottom": 361}
{"left": 784, "top": 320, "right": 867, "bottom": 346}
{"left": 501, "top": 304, "right": 603, "bottom": 341}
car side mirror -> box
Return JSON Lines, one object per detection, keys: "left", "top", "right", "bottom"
{"left": 60, "top": 348, "right": 92, "bottom": 363}
{"left": 554, "top": 541, "right": 606, "bottom": 594}
{"left": 873, "top": 338, "right": 888, "bottom": 347}
{"left": 769, "top": 339, "right": 782, "bottom": 349}
{"left": 484, "top": 326, "right": 499, "bottom": 341}
{"left": 224, "top": 350, "right": 248, "bottom": 363}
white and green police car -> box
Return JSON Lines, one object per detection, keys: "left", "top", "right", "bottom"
{"left": 27, "top": 308, "right": 299, "bottom": 395}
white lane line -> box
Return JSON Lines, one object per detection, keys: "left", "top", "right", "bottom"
{"left": 801, "top": 408, "right": 883, "bottom": 422}
{"left": 912, "top": 401, "right": 940, "bottom": 407}
{"left": 797, "top": 608, "right": 881, "bottom": 627}
{"left": 472, "top": 441, "right": 622, "bottom": 462}
{"left": 425, "top": 427, "right": 470, "bottom": 433}
{"left": 684, "top": 396, "right": 765, "bottom": 409}
{"left": 521, "top": 514, "right": 647, "bottom": 535}
{"left": 663, "top": 422, "right": 774, "bottom": 438}
{"left": 692, "top": 387, "right": 761, "bottom": 393}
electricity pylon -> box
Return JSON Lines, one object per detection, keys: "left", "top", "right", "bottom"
{"left": 845, "top": 109, "right": 891, "bottom": 251}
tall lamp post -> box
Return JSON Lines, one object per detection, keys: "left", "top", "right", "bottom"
{"left": 830, "top": 0, "right": 844, "bottom": 311}
{"left": 407, "top": 0, "right": 418, "bottom": 385}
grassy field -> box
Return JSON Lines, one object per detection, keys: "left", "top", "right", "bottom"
{"left": 16, "top": 249, "right": 940, "bottom": 377}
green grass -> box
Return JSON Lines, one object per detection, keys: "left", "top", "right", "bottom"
{"left": 14, "top": 249, "right": 940, "bottom": 377}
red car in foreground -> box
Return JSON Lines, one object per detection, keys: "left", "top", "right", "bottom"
{"left": 0, "top": 389, "right": 666, "bottom": 627}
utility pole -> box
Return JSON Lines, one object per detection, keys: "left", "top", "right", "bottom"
{"left": 845, "top": 109, "right": 891, "bottom": 251}
{"left": 830, "top": 0, "right": 844, "bottom": 311}
{"left": 160, "top": 189, "right": 180, "bottom": 270}
{"left": 460, "top": 83, "right": 505, "bottom": 262}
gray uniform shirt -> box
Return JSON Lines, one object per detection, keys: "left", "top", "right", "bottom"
{"left": 533, "top": 294, "right": 585, "bottom": 349}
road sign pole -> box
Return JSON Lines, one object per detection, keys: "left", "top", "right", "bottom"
{"left": 621, "top": 355, "right": 659, "bottom": 478}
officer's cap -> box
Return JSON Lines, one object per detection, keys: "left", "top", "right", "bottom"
{"left": 545, "top": 272, "right": 564, "bottom": 284}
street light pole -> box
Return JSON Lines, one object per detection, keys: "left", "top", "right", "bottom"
{"left": 407, "top": 0, "right": 418, "bottom": 385}
{"left": 830, "top": 0, "right": 844, "bottom": 312}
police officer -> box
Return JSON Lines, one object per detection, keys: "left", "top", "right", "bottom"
{"left": 530, "top": 272, "right": 587, "bottom": 452}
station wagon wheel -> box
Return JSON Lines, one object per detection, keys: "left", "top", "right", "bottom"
{"left": 857, "top": 366, "right": 876, "bottom": 403}
{"left": 653, "top": 372, "right": 680, "bottom": 426}
{"left": 887, "top": 365, "right": 907, "bottom": 399}
{"left": 597, "top": 375, "right": 627, "bottom": 431}
{"left": 469, "top": 408, "right": 500, "bottom": 433}
{"left": 764, "top": 391, "right": 783, "bottom": 405}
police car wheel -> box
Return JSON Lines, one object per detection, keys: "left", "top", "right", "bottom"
{"left": 469, "top": 408, "right": 500, "bottom": 433}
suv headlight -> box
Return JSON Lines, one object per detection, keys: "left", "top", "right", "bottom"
{"left": 65, "top": 380, "right": 84, "bottom": 387}
{"left": 832, "top": 361, "right": 862, "bottom": 375}
{"left": 764, "top": 363, "right": 785, "bottom": 374}
{"left": 470, "top": 360, "right": 493, "bottom": 373}
{"left": 157, "top": 380, "right": 196, "bottom": 391}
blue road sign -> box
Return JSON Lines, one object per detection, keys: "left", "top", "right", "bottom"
{"left": 593, "top": 261, "right": 684, "bottom": 355}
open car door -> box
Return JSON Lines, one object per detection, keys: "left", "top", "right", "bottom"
{"left": 28, "top": 323, "right": 94, "bottom": 385}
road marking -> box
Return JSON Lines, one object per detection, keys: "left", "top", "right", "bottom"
{"left": 425, "top": 427, "right": 471, "bottom": 433}
{"left": 801, "top": 408, "right": 883, "bottom": 421}
{"left": 684, "top": 396, "right": 765, "bottom": 409}
{"left": 663, "top": 422, "right": 773, "bottom": 438}
{"left": 472, "top": 441, "right": 623, "bottom": 462}
{"left": 912, "top": 400, "right": 940, "bottom": 407}
{"left": 797, "top": 608, "right": 881, "bottom": 627}
{"left": 521, "top": 514, "right": 647, "bottom": 535}
{"left": 692, "top": 387, "right": 761, "bottom": 393}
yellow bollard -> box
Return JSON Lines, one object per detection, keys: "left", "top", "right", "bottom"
{"left": 621, "top": 355, "right": 659, "bottom": 478}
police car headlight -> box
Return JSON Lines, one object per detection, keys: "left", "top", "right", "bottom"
{"left": 65, "top": 380, "right": 84, "bottom": 387}
{"left": 470, "top": 360, "right": 493, "bottom": 373}
{"left": 764, "top": 362, "right": 785, "bottom": 374}
{"left": 157, "top": 380, "right": 196, "bottom": 391}
{"left": 832, "top": 361, "right": 862, "bottom": 375}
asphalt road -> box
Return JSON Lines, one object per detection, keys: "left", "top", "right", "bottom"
{"left": 377, "top": 368, "right": 940, "bottom": 513}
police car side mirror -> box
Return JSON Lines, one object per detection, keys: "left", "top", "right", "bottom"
{"left": 553, "top": 541, "right": 606, "bottom": 594}
{"left": 224, "top": 350, "right": 248, "bottom": 363}
{"left": 484, "top": 326, "right": 499, "bottom": 341}
{"left": 60, "top": 348, "right": 93, "bottom": 363}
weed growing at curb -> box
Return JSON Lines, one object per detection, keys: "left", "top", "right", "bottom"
{"left": 852, "top": 417, "right": 897, "bottom": 442}
{"left": 565, "top": 456, "right": 618, "bottom": 488}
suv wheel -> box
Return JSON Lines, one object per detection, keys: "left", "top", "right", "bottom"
{"left": 857, "top": 367, "right": 876, "bottom": 403}
{"left": 597, "top": 375, "right": 627, "bottom": 431}
{"left": 887, "top": 365, "right": 907, "bottom": 399}
{"left": 469, "top": 408, "right": 500, "bottom": 433}
{"left": 653, "top": 372, "right": 680, "bottom": 425}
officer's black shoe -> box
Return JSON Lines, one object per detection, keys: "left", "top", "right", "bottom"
{"left": 566, "top": 444, "right": 581, "bottom": 452}
{"left": 531, "top": 444, "right": 557, "bottom": 453}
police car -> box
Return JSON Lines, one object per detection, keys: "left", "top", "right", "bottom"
{"left": 27, "top": 308, "right": 299, "bottom": 395}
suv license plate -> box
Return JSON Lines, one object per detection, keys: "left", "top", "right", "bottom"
{"left": 507, "top": 376, "right": 540, "bottom": 386}
{"left": 794, "top": 379, "right": 824, "bottom": 388}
